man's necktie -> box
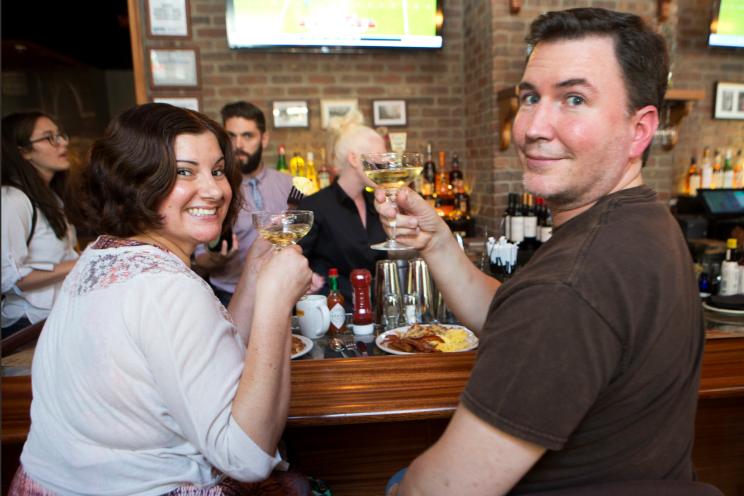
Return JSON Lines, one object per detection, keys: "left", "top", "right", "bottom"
{"left": 247, "top": 178, "right": 264, "bottom": 210}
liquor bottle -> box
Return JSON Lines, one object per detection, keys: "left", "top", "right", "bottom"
{"left": 700, "top": 147, "right": 713, "bottom": 189}
{"left": 686, "top": 156, "right": 701, "bottom": 196}
{"left": 454, "top": 188, "right": 470, "bottom": 215}
{"left": 522, "top": 193, "right": 539, "bottom": 250}
{"left": 304, "top": 152, "right": 319, "bottom": 194}
{"left": 539, "top": 200, "right": 553, "bottom": 243}
{"left": 327, "top": 268, "right": 346, "bottom": 335}
{"left": 711, "top": 149, "right": 723, "bottom": 189}
{"left": 734, "top": 149, "right": 744, "bottom": 189}
{"left": 503, "top": 193, "right": 516, "bottom": 240}
{"left": 509, "top": 194, "right": 524, "bottom": 243}
{"left": 722, "top": 149, "right": 734, "bottom": 188}
{"left": 435, "top": 151, "right": 454, "bottom": 217}
{"left": 289, "top": 152, "right": 306, "bottom": 177}
{"left": 449, "top": 153, "right": 464, "bottom": 193}
{"left": 720, "top": 240, "right": 740, "bottom": 296}
{"left": 317, "top": 148, "right": 331, "bottom": 189}
{"left": 350, "top": 268, "right": 374, "bottom": 335}
{"left": 435, "top": 150, "right": 446, "bottom": 196}
{"left": 421, "top": 143, "right": 436, "bottom": 203}
{"left": 276, "top": 145, "right": 289, "bottom": 174}
{"left": 535, "top": 197, "right": 545, "bottom": 242}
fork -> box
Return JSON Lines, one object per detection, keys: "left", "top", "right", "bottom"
{"left": 342, "top": 337, "right": 360, "bottom": 357}
{"left": 286, "top": 186, "right": 305, "bottom": 209}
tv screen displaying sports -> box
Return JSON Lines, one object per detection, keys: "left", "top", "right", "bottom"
{"left": 709, "top": 0, "right": 744, "bottom": 49}
{"left": 226, "top": 0, "right": 444, "bottom": 50}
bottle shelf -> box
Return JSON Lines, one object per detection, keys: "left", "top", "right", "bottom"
{"left": 496, "top": 86, "right": 705, "bottom": 152}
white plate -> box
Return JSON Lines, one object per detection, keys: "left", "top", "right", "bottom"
{"left": 291, "top": 334, "right": 313, "bottom": 359}
{"left": 703, "top": 302, "right": 744, "bottom": 317}
{"left": 376, "top": 324, "right": 479, "bottom": 355}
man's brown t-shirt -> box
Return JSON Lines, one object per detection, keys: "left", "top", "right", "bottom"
{"left": 462, "top": 186, "right": 704, "bottom": 493}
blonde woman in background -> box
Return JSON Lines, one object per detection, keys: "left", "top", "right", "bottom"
{"left": 297, "top": 111, "right": 388, "bottom": 309}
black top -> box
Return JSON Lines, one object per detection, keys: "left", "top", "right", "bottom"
{"left": 298, "top": 180, "right": 387, "bottom": 310}
{"left": 463, "top": 186, "right": 704, "bottom": 492}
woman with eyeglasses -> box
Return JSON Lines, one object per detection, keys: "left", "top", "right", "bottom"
{"left": 1, "top": 112, "right": 78, "bottom": 338}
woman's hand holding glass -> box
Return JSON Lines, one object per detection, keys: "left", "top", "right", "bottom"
{"left": 255, "top": 245, "right": 313, "bottom": 310}
{"left": 252, "top": 210, "right": 313, "bottom": 250}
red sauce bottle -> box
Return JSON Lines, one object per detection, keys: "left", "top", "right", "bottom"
{"left": 327, "top": 268, "right": 346, "bottom": 335}
{"left": 350, "top": 268, "right": 374, "bottom": 335}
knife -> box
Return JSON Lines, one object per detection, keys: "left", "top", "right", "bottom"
{"left": 356, "top": 341, "right": 369, "bottom": 357}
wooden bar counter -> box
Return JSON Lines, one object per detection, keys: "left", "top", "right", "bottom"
{"left": 3, "top": 323, "right": 744, "bottom": 495}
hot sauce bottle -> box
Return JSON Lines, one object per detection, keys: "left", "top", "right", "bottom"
{"left": 327, "top": 268, "right": 346, "bottom": 335}
{"left": 350, "top": 268, "right": 374, "bottom": 335}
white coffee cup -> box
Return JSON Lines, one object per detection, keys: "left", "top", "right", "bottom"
{"left": 296, "top": 295, "right": 331, "bottom": 339}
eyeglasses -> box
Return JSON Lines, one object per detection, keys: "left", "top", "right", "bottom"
{"left": 28, "top": 131, "right": 69, "bottom": 147}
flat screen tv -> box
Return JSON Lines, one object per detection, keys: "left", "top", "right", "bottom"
{"left": 709, "top": 0, "right": 744, "bottom": 49}
{"left": 226, "top": 0, "right": 444, "bottom": 50}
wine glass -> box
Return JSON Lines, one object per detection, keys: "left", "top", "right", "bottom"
{"left": 252, "top": 210, "right": 314, "bottom": 250}
{"left": 362, "top": 152, "right": 423, "bottom": 251}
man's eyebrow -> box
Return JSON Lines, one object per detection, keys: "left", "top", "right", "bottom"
{"left": 555, "top": 78, "right": 595, "bottom": 91}
{"left": 518, "top": 81, "right": 536, "bottom": 92}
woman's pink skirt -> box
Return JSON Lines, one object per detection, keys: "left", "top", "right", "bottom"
{"left": 9, "top": 466, "right": 310, "bottom": 496}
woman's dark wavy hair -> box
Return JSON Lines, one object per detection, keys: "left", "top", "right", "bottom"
{"left": 65, "top": 103, "right": 243, "bottom": 238}
{"left": 1, "top": 112, "right": 70, "bottom": 239}
{"left": 525, "top": 8, "right": 669, "bottom": 163}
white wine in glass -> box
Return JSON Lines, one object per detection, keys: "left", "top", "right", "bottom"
{"left": 253, "top": 210, "right": 313, "bottom": 249}
{"left": 362, "top": 152, "right": 423, "bottom": 251}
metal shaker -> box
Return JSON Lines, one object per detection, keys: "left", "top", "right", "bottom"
{"left": 374, "top": 259, "right": 403, "bottom": 325}
{"left": 406, "top": 258, "right": 438, "bottom": 323}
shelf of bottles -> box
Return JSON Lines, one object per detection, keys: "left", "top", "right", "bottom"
{"left": 274, "top": 144, "right": 333, "bottom": 195}
{"left": 274, "top": 142, "right": 477, "bottom": 238}
{"left": 501, "top": 192, "right": 553, "bottom": 267}
{"left": 416, "top": 144, "right": 475, "bottom": 238}
{"left": 684, "top": 146, "right": 744, "bottom": 196}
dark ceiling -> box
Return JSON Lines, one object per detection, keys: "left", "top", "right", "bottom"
{"left": 2, "top": 0, "right": 132, "bottom": 70}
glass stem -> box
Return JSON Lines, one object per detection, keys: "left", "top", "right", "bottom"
{"left": 387, "top": 190, "right": 398, "bottom": 242}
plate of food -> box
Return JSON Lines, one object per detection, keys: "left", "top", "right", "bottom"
{"left": 703, "top": 302, "right": 744, "bottom": 317}
{"left": 376, "top": 323, "right": 479, "bottom": 355}
{"left": 291, "top": 334, "right": 313, "bottom": 359}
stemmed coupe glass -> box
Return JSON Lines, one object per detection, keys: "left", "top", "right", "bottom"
{"left": 252, "top": 210, "right": 314, "bottom": 250}
{"left": 361, "top": 152, "right": 423, "bottom": 251}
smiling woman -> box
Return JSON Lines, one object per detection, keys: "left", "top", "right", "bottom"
{"left": 8, "top": 103, "right": 314, "bottom": 495}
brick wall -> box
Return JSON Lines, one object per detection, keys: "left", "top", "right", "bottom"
{"left": 137, "top": 0, "right": 743, "bottom": 233}
{"left": 141, "top": 0, "right": 466, "bottom": 169}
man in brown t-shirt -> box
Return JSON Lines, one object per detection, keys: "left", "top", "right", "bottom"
{"left": 376, "top": 7, "right": 704, "bottom": 496}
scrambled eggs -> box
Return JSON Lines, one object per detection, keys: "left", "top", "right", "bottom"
{"left": 435, "top": 328, "right": 471, "bottom": 352}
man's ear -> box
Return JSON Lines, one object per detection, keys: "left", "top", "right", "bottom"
{"left": 261, "top": 130, "right": 270, "bottom": 149}
{"left": 630, "top": 105, "right": 658, "bottom": 160}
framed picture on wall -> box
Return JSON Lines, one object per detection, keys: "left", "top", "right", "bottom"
{"left": 373, "top": 99, "right": 407, "bottom": 126}
{"left": 320, "top": 99, "right": 359, "bottom": 128}
{"left": 149, "top": 48, "right": 200, "bottom": 88}
{"left": 153, "top": 95, "right": 201, "bottom": 111}
{"left": 713, "top": 81, "right": 744, "bottom": 120}
{"left": 272, "top": 101, "right": 309, "bottom": 128}
{"left": 146, "top": 0, "right": 191, "bottom": 38}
